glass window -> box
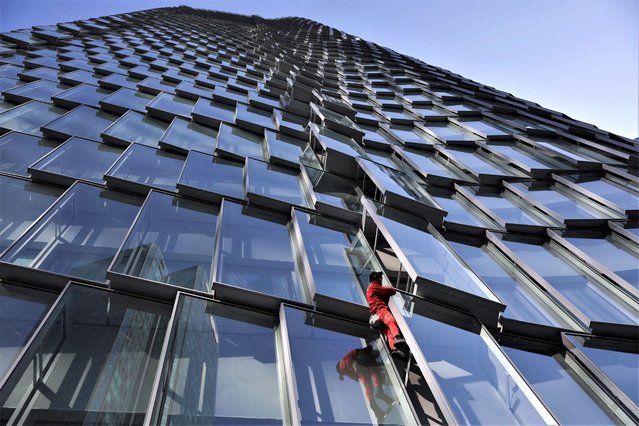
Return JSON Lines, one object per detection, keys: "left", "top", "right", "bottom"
{"left": 293, "top": 210, "right": 373, "bottom": 304}
{"left": 0, "top": 283, "right": 57, "bottom": 379}
{"left": 177, "top": 150, "right": 244, "bottom": 201}
{"left": 0, "top": 175, "right": 64, "bottom": 253}
{"left": 51, "top": 83, "right": 112, "bottom": 109}
{"left": 105, "top": 143, "right": 184, "bottom": 193}
{"left": 378, "top": 215, "right": 497, "bottom": 300}
{"left": 503, "top": 240, "right": 638, "bottom": 325}
{"left": 265, "top": 131, "right": 320, "bottom": 169}
{"left": 98, "top": 72, "right": 142, "bottom": 91}
{"left": 0, "top": 183, "right": 143, "bottom": 282}
{"left": 398, "top": 147, "right": 471, "bottom": 182}
{"left": 146, "top": 92, "right": 195, "bottom": 121}
{"left": 574, "top": 178, "right": 639, "bottom": 211}
{"left": 59, "top": 69, "right": 101, "bottom": 86}
{"left": 427, "top": 190, "right": 496, "bottom": 229}
{"left": 214, "top": 200, "right": 304, "bottom": 302}
{"left": 459, "top": 119, "right": 510, "bottom": 138}
{"left": 306, "top": 167, "right": 362, "bottom": 214}
{"left": 503, "top": 346, "right": 621, "bottom": 425}
{"left": 399, "top": 303, "right": 549, "bottom": 425}
{"left": 0, "top": 100, "right": 66, "bottom": 136}
{"left": 512, "top": 183, "right": 617, "bottom": 220}
{"left": 29, "top": 136, "right": 123, "bottom": 184}
{"left": 101, "top": 110, "right": 168, "bottom": 148}
{"left": 488, "top": 144, "right": 555, "bottom": 170}
{"left": 192, "top": 98, "right": 236, "bottom": 127}
{"left": 386, "top": 125, "right": 435, "bottom": 147}
{"left": 235, "top": 104, "right": 276, "bottom": 133}
{"left": 99, "top": 87, "right": 155, "bottom": 114}
{"left": 445, "top": 148, "right": 521, "bottom": 177}
{"left": 2, "top": 79, "right": 69, "bottom": 103}
{"left": 42, "top": 105, "right": 119, "bottom": 142}
{"left": 564, "top": 334, "right": 639, "bottom": 406}
{"left": 0, "top": 131, "right": 59, "bottom": 175}
{"left": 448, "top": 241, "right": 565, "bottom": 326}
{"left": 471, "top": 191, "right": 549, "bottom": 226}
{"left": 283, "top": 306, "right": 415, "bottom": 425}
{"left": 157, "top": 295, "right": 283, "bottom": 425}
{"left": 0, "top": 284, "right": 171, "bottom": 425}
{"left": 246, "top": 158, "right": 310, "bottom": 209}
{"left": 159, "top": 116, "right": 216, "bottom": 154}
{"left": 423, "top": 124, "right": 474, "bottom": 143}
{"left": 564, "top": 236, "right": 638, "bottom": 287}
{"left": 215, "top": 123, "right": 264, "bottom": 161}
{"left": 111, "top": 192, "right": 218, "bottom": 292}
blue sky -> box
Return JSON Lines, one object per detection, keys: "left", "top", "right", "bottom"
{"left": 1, "top": 0, "right": 637, "bottom": 138}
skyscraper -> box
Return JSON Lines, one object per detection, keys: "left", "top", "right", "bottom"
{"left": 0, "top": 5, "right": 637, "bottom": 425}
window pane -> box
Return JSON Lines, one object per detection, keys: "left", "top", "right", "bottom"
{"left": 0, "top": 284, "right": 171, "bottom": 425}
{"left": 29, "top": 136, "right": 123, "bottom": 184}
{"left": 574, "top": 178, "right": 639, "bottom": 211}
{"left": 159, "top": 116, "right": 216, "bottom": 154}
{"left": 284, "top": 306, "right": 414, "bottom": 425}
{"left": 111, "top": 192, "right": 218, "bottom": 292}
{"left": 503, "top": 240, "right": 637, "bottom": 325}
{"left": 158, "top": 295, "right": 283, "bottom": 425}
{"left": 214, "top": 200, "right": 304, "bottom": 302}
{"left": 215, "top": 123, "right": 264, "bottom": 161}
{"left": 400, "top": 306, "right": 548, "bottom": 425}
{"left": 472, "top": 191, "right": 547, "bottom": 226}
{"left": 177, "top": 151, "right": 244, "bottom": 200}
{"left": 0, "top": 101, "right": 66, "bottom": 136}
{"left": 246, "top": 158, "right": 310, "bottom": 209}
{"left": 101, "top": 110, "right": 168, "bottom": 148}
{"left": 42, "top": 105, "right": 119, "bottom": 142}
{"left": 503, "top": 346, "right": 620, "bottom": 425}
{"left": 1, "top": 183, "right": 143, "bottom": 282}
{"left": 0, "top": 175, "right": 64, "bottom": 253}
{"left": 0, "top": 131, "right": 59, "bottom": 175}
{"left": 0, "top": 283, "right": 57, "bottom": 378}
{"left": 99, "top": 87, "right": 155, "bottom": 114}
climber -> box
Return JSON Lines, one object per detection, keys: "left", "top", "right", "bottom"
{"left": 366, "top": 271, "right": 407, "bottom": 359}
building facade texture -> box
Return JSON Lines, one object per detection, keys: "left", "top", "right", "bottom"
{"left": 0, "top": 6, "right": 637, "bottom": 425}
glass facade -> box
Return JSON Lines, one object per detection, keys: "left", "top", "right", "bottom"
{"left": 0, "top": 6, "right": 636, "bottom": 425}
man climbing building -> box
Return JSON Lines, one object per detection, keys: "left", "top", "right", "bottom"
{"left": 366, "top": 271, "right": 407, "bottom": 359}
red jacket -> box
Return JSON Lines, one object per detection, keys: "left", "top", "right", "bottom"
{"left": 366, "top": 282, "right": 396, "bottom": 313}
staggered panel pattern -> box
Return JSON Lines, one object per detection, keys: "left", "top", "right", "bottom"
{"left": 0, "top": 6, "right": 637, "bottom": 425}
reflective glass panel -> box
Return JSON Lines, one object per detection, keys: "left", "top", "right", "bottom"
{"left": 574, "top": 178, "right": 639, "bottom": 211}
{"left": 101, "top": 110, "right": 168, "bottom": 148}
{"left": 0, "top": 175, "right": 64, "bottom": 253}
{"left": 0, "top": 131, "right": 59, "bottom": 175}
{"left": 399, "top": 304, "right": 548, "bottom": 425}
{"left": 246, "top": 158, "right": 310, "bottom": 208}
{"left": 214, "top": 200, "right": 304, "bottom": 302}
{"left": 488, "top": 145, "right": 553, "bottom": 170}
{"left": 266, "top": 131, "right": 320, "bottom": 168}
{"left": 399, "top": 147, "right": 468, "bottom": 181}
{"left": 159, "top": 116, "right": 217, "bottom": 154}
{"left": 0, "top": 101, "right": 66, "bottom": 136}
{"left": 284, "top": 306, "right": 414, "bottom": 425}
{"left": 0, "top": 284, "right": 171, "bottom": 425}
{"left": 461, "top": 119, "right": 510, "bottom": 137}
{"left": 448, "top": 241, "right": 564, "bottom": 326}
{"left": 379, "top": 216, "right": 496, "bottom": 300}
{"left": 564, "top": 334, "right": 639, "bottom": 406}
{"left": 216, "top": 123, "right": 264, "bottom": 161}
{"left": 52, "top": 83, "right": 112, "bottom": 108}
{"left": 504, "top": 346, "right": 620, "bottom": 425}
{"left": 1, "top": 183, "right": 143, "bottom": 282}
{"left": 106, "top": 144, "right": 184, "bottom": 192}
{"left": 29, "top": 136, "right": 123, "bottom": 184}
{"left": 158, "top": 296, "right": 283, "bottom": 425}
{"left": 111, "top": 192, "right": 218, "bottom": 292}
{"left": 178, "top": 151, "right": 244, "bottom": 200}
{"left": 503, "top": 240, "right": 638, "bottom": 325}
{"left": 428, "top": 192, "right": 495, "bottom": 228}
{"left": 447, "top": 148, "right": 517, "bottom": 176}
{"left": 472, "top": 192, "right": 547, "bottom": 226}
{"left": 0, "top": 283, "right": 56, "bottom": 379}
{"left": 42, "top": 105, "right": 118, "bottom": 142}
{"left": 146, "top": 92, "right": 195, "bottom": 119}
{"left": 99, "top": 87, "right": 155, "bottom": 113}
{"left": 564, "top": 236, "right": 639, "bottom": 287}
{"left": 3, "top": 79, "right": 68, "bottom": 103}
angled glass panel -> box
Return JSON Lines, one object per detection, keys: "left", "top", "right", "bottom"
{"left": 488, "top": 144, "right": 558, "bottom": 170}
{"left": 106, "top": 144, "right": 184, "bottom": 192}
{"left": 564, "top": 236, "right": 639, "bottom": 287}
{"left": 157, "top": 295, "right": 283, "bottom": 425}
{"left": 283, "top": 306, "right": 415, "bottom": 425}
{"left": 564, "top": 334, "right": 639, "bottom": 406}
{"left": 386, "top": 125, "right": 435, "bottom": 147}
{"left": 99, "top": 87, "right": 155, "bottom": 114}
{"left": 574, "top": 178, "right": 639, "bottom": 211}
{"left": 423, "top": 124, "right": 475, "bottom": 143}
{"left": 0, "top": 131, "right": 59, "bottom": 175}
{"left": 471, "top": 190, "right": 550, "bottom": 226}
{"left": 0, "top": 183, "right": 143, "bottom": 282}
{"left": 397, "top": 147, "right": 472, "bottom": 182}
{"left": 459, "top": 119, "right": 510, "bottom": 138}
{"left": 111, "top": 192, "right": 218, "bottom": 292}
{"left": 2, "top": 79, "right": 68, "bottom": 103}
{"left": 0, "top": 283, "right": 57, "bottom": 379}
{"left": 146, "top": 92, "right": 195, "bottom": 121}
{"left": 192, "top": 98, "right": 236, "bottom": 127}
{"left": 178, "top": 150, "right": 244, "bottom": 200}
{"left": 101, "top": 110, "right": 168, "bottom": 148}
{"left": 215, "top": 123, "right": 264, "bottom": 161}
{"left": 427, "top": 190, "right": 497, "bottom": 229}
{"left": 265, "top": 131, "right": 320, "bottom": 169}
{"left": 0, "top": 100, "right": 66, "bottom": 136}
{"left": 397, "top": 299, "right": 549, "bottom": 425}
{"left": 29, "top": 136, "right": 123, "bottom": 184}
{"left": 448, "top": 241, "right": 566, "bottom": 327}
{"left": 378, "top": 215, "right": 498, "bottom": 300}
{"left": 0, "top": 284, "right": 171, "bottom": 425}
{"left": 512, "top": 183, "right": 617, "bottom": 220}
{"left": 214, "top": 200, "right": 304, "bottom": 302}
{"left": 306, "top": 168, "right": 362, "bottom": 214}
{"left": 51, "top": 83, "right": 112, "bottom": 109}
{"left": 42, "top": 105, "right": 118, "bottom": 142}
{"left": 0, "top": 175, "right": 64, "bottom": 253}
{"left": 246, "top": 158, "right": 311, "bottom": 209}
{"left": 503, "top": 240, "right": 638, "bottom": 325}
{"left": 503, "top": 345, "right": 621, "bottom": 425}
{"left": 445, "top": 147, "right": 523, "bottom": 177}
{"left": 159, "top": 116, "right": 217, "bottom": 154}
